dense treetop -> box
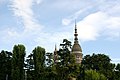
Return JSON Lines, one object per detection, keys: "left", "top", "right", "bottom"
{"left": 0, "top": 39, "right": 120, "bottom": 80}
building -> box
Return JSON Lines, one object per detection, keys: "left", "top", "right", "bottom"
{"left": 53, "top": 22, "right": 83, "bottom": 64}
{"left": 71, "top": 22, "right": 83, "bottom": 64}
{"left": 53, "top": 44, "right": 58, "bottom": 63}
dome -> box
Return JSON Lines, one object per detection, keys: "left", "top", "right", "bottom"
{"left": 72, "top": 43, "right": 82, "bottom": 52}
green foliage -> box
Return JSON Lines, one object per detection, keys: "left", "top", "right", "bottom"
{"left": 55, "top": 39, "right": 80, "bottom": 80}
{"left": 82, "top": 53, "right": 116, "bottom": 80}
{"left": 0, "top": 50, "right": 7, "bottom": 80}
{"left": 114, "top": 63, "right": 120, "bottom": 80}
{"left": 0, "top": 50, "right": 12, "bottom": 80}
{"left": 82, "top": 54, "right": 111, "bottom": 70}
{"left": 25, "top": 53, "right": 34, "bottom": 70}
{"left": 25, "top": 53, "right": 35, "bottom": 80}
{"left": 0, "top": 40, "right": 120, "bottom": 80}
{"left": 26, "top": 70, "right": 35, "bottom": 80}
{"left": 84, "top": 70, "right": 107, "bottom": 80}
{"left": 11, "top": 44, "right": 26, "bottom": 80}
{"left": 116, "top": 63, "right": 120, "bottom": 71}
{"left": 46, "top": 52, "right": 53, "bottom": 66}
{"left": 32, "top": 46, "right": 45, "bottom": 80}
{"left": 58, "top": 39, "right": 74, "bottom": 66}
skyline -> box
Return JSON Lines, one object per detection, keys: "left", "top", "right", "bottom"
{"left": 0, "top": 0, "right": 120, "bottom": 63}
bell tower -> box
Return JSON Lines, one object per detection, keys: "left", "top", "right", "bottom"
{"left": 71, "top": 21, "right": 83, "bottom": 64}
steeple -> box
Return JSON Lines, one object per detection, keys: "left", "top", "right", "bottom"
{"left": 54, "top": 44, "right": 58, "bottom": 63}
{"left": 74, "top": 20, "right": 78, "bottom": 44}
{"left": 72, "top": 20, "right": 83, "bottom": 64}
{"left": 54, "top": 44, "right": 57, "bottom": 53}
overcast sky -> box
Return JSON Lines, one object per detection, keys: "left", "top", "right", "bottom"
{"left": 0, "top": 0, "right": 120, "bottom": 63}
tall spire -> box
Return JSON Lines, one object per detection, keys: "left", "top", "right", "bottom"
{"left": 74, "top": 20, "right": 78, "bottom": 44}
{"left": 54, "top": 44, "right": 57, "bottom": 55}
{"left": 54, "top": 44, "right": 58, "bottom": 63}
{"left": 55, "top": 44, "right": 57, "bottom": 51}
{"left": 72, "top": 20, "right": 83, "bottom": 64}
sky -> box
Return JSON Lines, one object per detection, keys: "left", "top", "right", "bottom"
{"left": 0, "top": 0, "right": 120, "bottom": 63}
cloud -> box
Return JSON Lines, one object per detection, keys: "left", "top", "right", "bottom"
{"left": 35, "top": 0, "right": 42, "bottom": 5}
{"left": 62, "top": 6, "right": 94, "bottom": 26}
{"left": 0, "top": 28, "right": 20, "bottom": 46}
{"left": 0, "top": 0, "right": 45, "bottom": 52}
{"left": 62, "top": 19, "right": 71, "bottom": 26}
{"left": 0, "top": 0, "right": 5, "bottom": 4}
{"left": 10, "top": 0, "right": 43, "bottom": 33}
{"left": 111, "top": 58, "right": 120, "bottom": 64}
{"left": 7, "top": 0, "right": 45, "bottom": 44}
{"left": 5, "top": 0, "right": 73, "bottom": 52}
{"left": 51, "top": 0, "right": 81, "bottom": 10}
{"left": 76, "top": 11, "right": 120, "bottom": 41}
{"left": 62, "top": 0, "right": 120, "bottom": 42}
{"left": 34, "top": 32, "right": 71, "bottom": 52}
{"left": 77, "top": 12, "right": 107, "bottom": 41}
{"left": 1, "top": 0, "right": 120, "bottom": 53}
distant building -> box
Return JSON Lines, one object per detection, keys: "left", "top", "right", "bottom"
{"left": 53, "top": 22, "right": 83, "bottom": 64}
{"left": 71, "top": 22, "right": 82, "bottom": 64}
{"left": 53, "top": 44, "right": 58, "bottom": 63}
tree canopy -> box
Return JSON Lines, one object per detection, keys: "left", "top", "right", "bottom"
{"left": 11, "top": 44, "right": 26, "bottom": 80}
{"left": 0, "top": 39, "right": 120, "bottom": 80}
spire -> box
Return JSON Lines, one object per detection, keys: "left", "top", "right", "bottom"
{"left": 54, "top": 44, "right": 58, "bottom": 63}
{"left": 75, "top": 20, "right": 77, "bottom": 34}
{"left": 55, "top": 44, "right": 57, "bottom": 52}
{"left": 54, "top": 44, "right": 57, "bottom": 54}
{"left": 74, "top": 20, "right": 78, "bottom": 44}
{"left": 72, "top": 20, "right": 83, "bottom": 64}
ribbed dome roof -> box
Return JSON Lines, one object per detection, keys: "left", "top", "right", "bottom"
{"left": 72, "top": 43, "right": 82, "bottom": 52}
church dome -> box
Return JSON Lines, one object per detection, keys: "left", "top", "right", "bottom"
{"left": 72, "top": 43, "right": 82, "bottom": 52}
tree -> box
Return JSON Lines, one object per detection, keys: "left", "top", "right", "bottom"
{"left": 0, "top": 50, "right": 7, "bottom": 80}
{"left": 84, "top": 69, "right": 107, "bottom": 80}
{"left": 114, "top": 63, "right": 120, "bottom": 80}
{"left": 25, "top": 53, "right": 34, "bottom": 80}
{"left": 56, "top": 39, "right": 80, "bottom": 80}
{"left": 0, "top": 50, "right": 12, "bottom": 80}
{"left": 46, "top": 52, "right": 53, "bottom": 67}
{"left": 116, "top": 63, "right": 120, "bottom": 71}
{"left": 58, "top": 39, "right": 73, "bottom": 66}
{"left": 32, "top": 46, "right": 45, "bottom": 80}
{"left": 11, "top": 44, "right": 26, "bottom": 80}
{"left": 82, "top": 53, "right": 115, "bottom": 80}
